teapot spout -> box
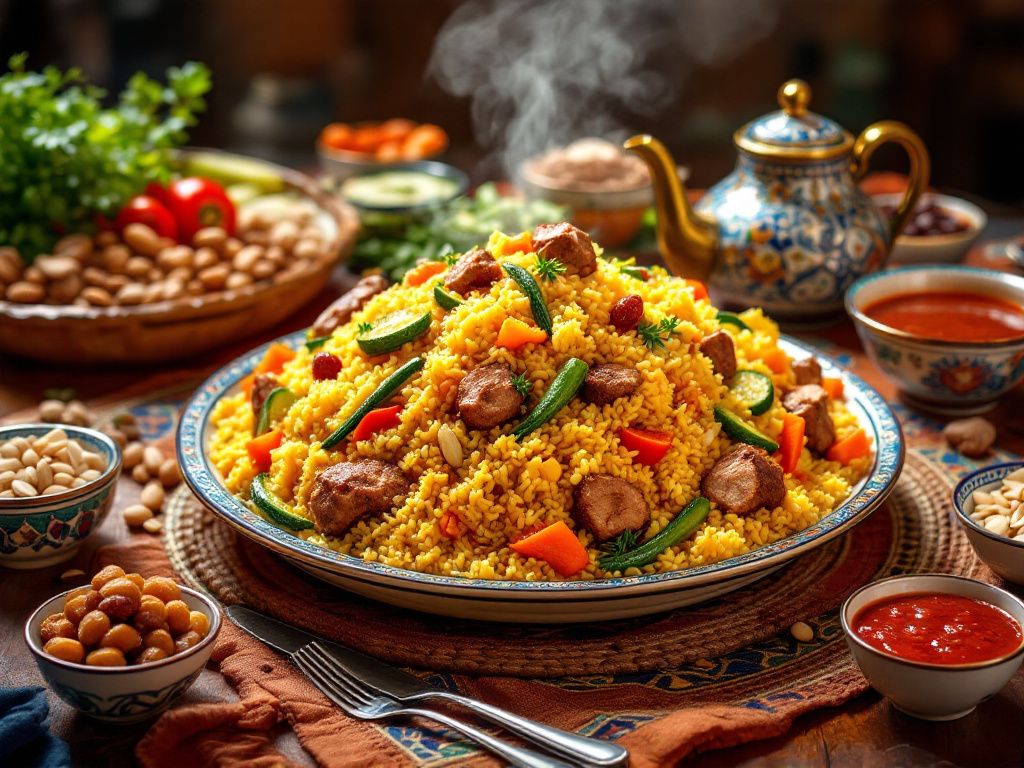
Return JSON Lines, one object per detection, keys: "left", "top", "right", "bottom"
{"left": 624, "top": 135, "right": 717, "bottom": 281}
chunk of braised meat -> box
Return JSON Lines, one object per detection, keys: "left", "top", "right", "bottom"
{"left": 792, "top": 357, "right": 822, "bottom": 386}
{"left": 702, "top": 445, "right": 786, "bottom": 516}
{"left": 311, "top": 274, "right": 389, "bottom": 338}
{"left": 250, "top": 374, "right": 278, "bottom": 424}
{"left": 582, "top": 363, "right": 642, "bottom": 405}
{"left": 782, "top": 384, "right": 835, "bottom": 454}
{"left": 572, "top": 475, "right": 649, "bottom": 542}
{"left": 699, "top": 330, "right": 737, "bottom": 380}
{"left": 532, "top": 222, "right": 597, "bottom": 277}
{"left": 456, "top": 362, "right": 524, "bottom": 430}
{"left": 444, "top": 248, "right": 503, "bottom": 295}
{"left": 308, "top": 459, "right": 408, "bottom": 536}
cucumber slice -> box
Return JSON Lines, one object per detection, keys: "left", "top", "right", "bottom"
{"left": 256, "top": 387, "right": 296, "bottom": 435}
{"left": 433, "top": 285, "right": 462, "bottom": 311}
{"left": 730, "top": 370, "right": 775, "bottom": 416}
{"left": 357, "top": 310, "right": 431, "bottom": 355}
{"left": 502, "top": 263, "right": 553, "bottom": 336}
{"left": 250, "top": 473, "right": 314, "bottom": 531}
{"left": 713, "top": 406, "right": 779, "bottom": 453}
{"left": 183, "top": 152, "right": 285, "bottom": 194}
{"left": 305, "top": 335, "right": 331, "bottom": 352}
{"left": 321, "top": 357, "right": 425, "bottom": 449}
{"left": 716, "top": 311, "right": 750, "bottom": 331}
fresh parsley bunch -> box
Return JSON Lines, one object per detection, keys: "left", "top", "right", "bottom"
{"left": 0, "top": 54, "right": 211, "bottom": 260}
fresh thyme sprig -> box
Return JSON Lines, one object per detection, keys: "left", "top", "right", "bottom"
{"left": 533, "top": 254, "right": 567, "bottom": 283}
{"left": 511, "top": 372, "right": 532, "bottom": 398}
{"left": 601, "top": 529, "right": 638, "bottom": 558}
{"left": 637, "top": 316, "right": 682, "bottom": 350}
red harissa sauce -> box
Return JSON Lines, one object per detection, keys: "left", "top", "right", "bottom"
{"left": 852, "top": 592, "right": 1023, "bottom": 665}
{"left": 863, "top": 291, "right": 1024, "bottom": 343}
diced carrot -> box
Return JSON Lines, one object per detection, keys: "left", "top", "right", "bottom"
{"left": 404, "top": 260, "right": 447, "bottom": 287}
{"left": 509, "top": 520, "right": 590, "bottom": 577}
{"left": 763, "top": 348, "right": 790, "bottom": 375}
{"left": 351, "top": 404, "right": 403, "bottom": 443}
{"left": 827, "top": 428, "right": 871, "bottom": 465}
{"left": 777, "top": 413, "right": 805, "bottom": 474}
{"left": 439, "top": 510, "right": 463, "bottom": 539}
{"left": 618, "top": 428, "right": 673, "bottom": 465}
{"left": 254, "top": 343, "right": 297, "bottom": 377}
{"left": 539, "top": 457, "right": 562, "bottom": 482}
{"left": 496, "top": 317, "right": 548, "bottom": 350}
{"left": 239, "top": 373, "right": 256, "bottom": 397}
{"left": 246, "top": 429, "right": 282, "bottom": 473}
{"left": 492, "top": 231, "right": 534, "bottom": 258}
{"left": 822, "top": 376, "right": 844, "bottom": 400}
{"left": 683, "top": 279, "right": 708, "bottom": 301}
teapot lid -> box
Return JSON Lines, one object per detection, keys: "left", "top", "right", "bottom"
{"left": 735, "top": 80, "right": 853, "bottom": 160}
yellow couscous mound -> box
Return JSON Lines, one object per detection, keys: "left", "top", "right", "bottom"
{"left": 209, "top": 232, "right": 871, "bottom": 581}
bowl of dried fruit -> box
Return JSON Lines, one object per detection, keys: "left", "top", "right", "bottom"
{"left": 0, "top": 424, "right": 121, "bottom": 569}
{"left": 25, "top": 567, "right": 220, "bottom": 722}
{"left": 0, "top": 149, "right": 360, "bottom": 364}
{"left": 873, "top": 193, "right": 987, "bottom": 265}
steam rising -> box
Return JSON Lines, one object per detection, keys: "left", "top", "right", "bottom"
{"left": 429, "top": 0, "right": 787, "bottom": 178}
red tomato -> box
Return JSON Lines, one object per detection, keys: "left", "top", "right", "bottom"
{"left": 114, "top": 195, "right": 178, "bottom": 239}
{"left": 618, "top": 428, "right": 673, "bottom": 465}
{"left": 165, "top": 177, "right": 237, "bottom": 240}
{"left": 144, "top": 182, "right": 172, "bottom": 208}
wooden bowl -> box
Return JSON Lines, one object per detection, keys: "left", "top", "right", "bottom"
{"left": 0, "top": 153, "right": 360, "bottom": 365}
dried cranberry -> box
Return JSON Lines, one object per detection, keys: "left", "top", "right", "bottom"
{"left": 312, "top": 353, "right": 342, "bottom": 381}
{"left": 610, "top": 294, "right": 644, "bottom": 332}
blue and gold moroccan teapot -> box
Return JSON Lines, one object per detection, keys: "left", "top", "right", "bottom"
{"left": 626, "top": 79, "right": 930, "bottom": 322}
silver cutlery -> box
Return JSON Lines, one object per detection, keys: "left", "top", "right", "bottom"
{"left": 294, "top": 643, "right": 576, "bottom": 768}
{"left": 227, "top": 605, "right": 629, "bottom": 768}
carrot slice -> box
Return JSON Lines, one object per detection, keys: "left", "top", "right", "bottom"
{"left": 351, "top": 404, "right": 403, "bottom": 443}
{"left": 240, "top": 373, "right": 256, "bottom": 397}
{"left": 762, "top": 348, "right": 790, "bottom": 375}
{"left": 254, "top": 343, "right": 297, "bottom": 377}
{"left": 683, "top": 279, "right": 708, "bottom": 301}
{"left": 246, "top": 429, "right": 282, "bottom": 473}
{"left": 618, "top": 428, "right": 673, "bottom": 465}
{"left": 777, "top": 413, "right": 805, "bottom": 474}
{"left": 822, "top": 376, "right": 844, "bottom": 400}
{"left": 827, "top": 428, "right": 871, "bottom": 465}
{"left": 404, "top": 261, "right": 447, "bottom": 287}
{"left": 510, "top": 520, "right": 590, "bottom": 577}
{"left": 496, "top": 317, "right": 548, "bottom": 350}
{"left": 492, "top": 231, "right": 534, "bottom": 258}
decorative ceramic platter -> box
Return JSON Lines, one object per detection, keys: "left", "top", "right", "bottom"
{"left": 178, "top": 333, "right": 904, "bottom": 623}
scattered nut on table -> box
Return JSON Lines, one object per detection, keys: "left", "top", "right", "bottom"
{"left": 790, "top": 621, "right": 814, "bottom": 643}
{"left": 944, "top": 417, "right": 996, "bottom": 458}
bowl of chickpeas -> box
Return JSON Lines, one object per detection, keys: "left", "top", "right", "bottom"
{"left": 24, "top": 565, "right": 220, "bottom": 723}
{"left": 0, "top": 424, "right": 121, "bottom": 569}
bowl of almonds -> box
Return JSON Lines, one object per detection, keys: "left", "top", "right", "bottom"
{"left": 0, "top": 424, "right": 121, "bottom": 569}
{"left": 0, "top": 150, "right": 360, "bottom": 364}
{"left": 954, "top": 462, "right": 1024, "bottom": 584}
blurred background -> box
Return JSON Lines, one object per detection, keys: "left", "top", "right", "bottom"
{"left": 2, "top": 0, "right": 1024, "bottom": 206}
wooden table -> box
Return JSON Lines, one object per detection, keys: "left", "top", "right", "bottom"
{"left": 2, "top": 262, "right": 1024, "bottom": 768}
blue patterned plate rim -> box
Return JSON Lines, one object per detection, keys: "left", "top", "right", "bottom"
{"left": 846, "top": 265, "right": 1024, "bottom": 350}
{"left": 952, "top": 461, "right": 1024, "bottom": 551}
{"left": 177, "top": 332, "right": 904, "bottom": 596}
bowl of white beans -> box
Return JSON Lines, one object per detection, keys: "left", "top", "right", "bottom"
{"left": 953, "top": 462, "right": 1024, "bottom": 585}
{"left": 0, "top": 424, "right": 121, "bottom": 569}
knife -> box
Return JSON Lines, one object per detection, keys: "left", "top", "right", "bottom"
{"left": 227, "top": 605, "right": 629, "bottom": 768}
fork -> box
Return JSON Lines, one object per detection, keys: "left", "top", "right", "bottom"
{"left": 294, "top": 645, "right": 578, "bottom": 768}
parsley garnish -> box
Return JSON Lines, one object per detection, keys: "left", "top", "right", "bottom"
{"left": 511, "top": 372, "right": 532, "bottom": 398}
{"left": 356, "top": 322, "right": 373, "bottom": 336}
{"left": 601, "top": 530, "right": 638, "bottom": 558}
{"left": 444, "top": 252, "right": 461, "bottom": 267}
{"left": 637, "top": 316, "right": 682, "bottom": 350}
{"left": 533, "top": 255, "right": 567, "bottom": 283}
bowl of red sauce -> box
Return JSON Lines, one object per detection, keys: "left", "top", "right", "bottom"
{"left": 841, "top": 574, "right": 1024, "bottom": 720}
{"left": 846, "top": 265, "right": 1024, "bottom": 415}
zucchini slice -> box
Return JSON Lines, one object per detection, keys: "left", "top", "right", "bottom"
{"left": 357, "top": 310, "right": 431, "bottom": 355}
{"left": 713, "top": 406, "right": 779, "bottom": 453}
{"left": 433, "top": 285, "right": 462, "bottom": 311}
{"left": 730, "top": 370, "right": 775, "bottom": 416}
{"left": 250, "top": 473, "right": 315, "bottom": 531}
{"left": 256, "top": 387, "right": 296, "bottom": 435}
{"left": 716, "top": 311, "right": 751, "bottom": 331}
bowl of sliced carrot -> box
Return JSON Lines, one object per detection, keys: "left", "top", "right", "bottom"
{"left": 318, "top": 119, "right": 449, "bottom": 180}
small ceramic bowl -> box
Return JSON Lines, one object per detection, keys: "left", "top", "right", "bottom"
{"left": 336, "top": 160, "right": 469, "bottom": 218}
{"left": 846, "top": 265, "right": 1024, "bottom": 415}
{"left": 25, "top": 584, "right": 221, "bottom": 723}
{"left": 872, "top": 193, "right": 987, "bottom": 265}
{"left": 841, "top": 574, "right": 1024, "bottom": 721}
{"left": 953, "top": 462, "right": 1024, "bottom": 584}
{"left": 0, "top": 424, "right": 121, "bottom": 570}
{"left": 317, "top": 133, "right": 448, "bottom": 182}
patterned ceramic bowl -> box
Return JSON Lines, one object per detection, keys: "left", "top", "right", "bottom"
{"left": 953, "top": 462, "right": 1024, "bottom": 584}
{"left": 846, "top": 266, "right": 1024, "bottom": 415}
{"left": 25, "top": 584, "right": 220, "bottom": 723}
{"left": 871, "top": 193, "right": 987, "bottom": 265}
{"left": 0, "top": 424, "right": 121, "bottom": 570}
{"left": 841, "top": 574, "right": 1024, "bottom": 721}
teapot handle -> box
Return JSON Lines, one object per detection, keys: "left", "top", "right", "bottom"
{"left": 850, "top": 120, "right": 931, "bottom": 257}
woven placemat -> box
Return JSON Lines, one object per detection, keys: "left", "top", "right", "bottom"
{"left": 165, "top": 450, "right": 984, "bottom": 678}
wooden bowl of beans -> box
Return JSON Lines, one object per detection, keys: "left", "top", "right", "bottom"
{"left": 25, "top": 566, "right": 221, "bottom": 723}
{"left": 0, "top": 424, "right": 121, "bottom": 569}
{"left": 0, "top": 150, "right": 361, "bottom": 364}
